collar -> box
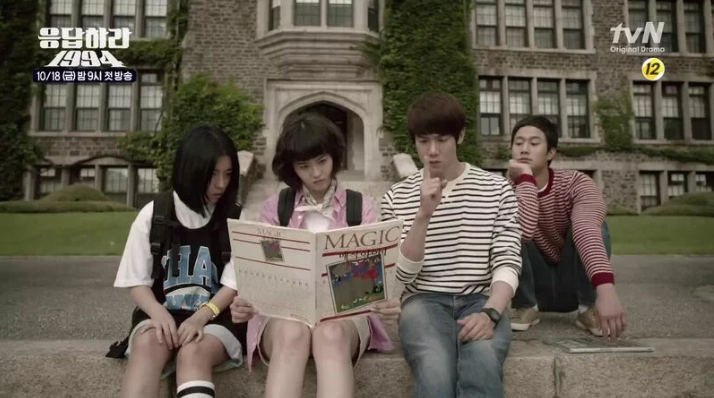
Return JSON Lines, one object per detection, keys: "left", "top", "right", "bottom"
{"left": 172, "top": 191, "right": 214, "bottom": 217}
{"left": 294, "top": 184, "right": 347, "bottom": 209}
{"left": 537, "top": 168, "right": 555, "bottom": 198}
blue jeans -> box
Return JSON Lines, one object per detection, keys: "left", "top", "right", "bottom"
{"left": 512, "top": 223, "right": 612, "bottom": 312}
{"left": 399, "top": 293, "right": 512, "bottom": 398}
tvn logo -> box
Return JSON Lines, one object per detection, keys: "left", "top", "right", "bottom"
{"left": 610, "top": 22, "right": 666, "bottom": 54}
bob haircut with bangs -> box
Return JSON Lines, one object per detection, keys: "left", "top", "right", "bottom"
{"left": 407, "top": 92, "right": 466, "bottom": 142}
{"left": 272, "top": 112, "right": 345, "bottom": 190}
{"left": 172, "top": 125, "right": 240, "bottom": 219}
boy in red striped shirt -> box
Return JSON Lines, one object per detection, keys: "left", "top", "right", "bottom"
{"left": 507, "top": 116, "right": 627, "bottom": 341}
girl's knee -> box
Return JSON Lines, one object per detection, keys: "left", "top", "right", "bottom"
{"left": 176, "top": 342, "right": 211, "bottom": 368}
{"left": 131, "top": 330, "right": 168, "bottom": 357}
{"left": 312, "top": 322, "right": 352, "bottom": 355}
{"left": 270, "top": 320, "right": 311, "bottom": 352}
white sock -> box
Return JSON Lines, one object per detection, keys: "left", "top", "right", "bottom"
{"left": 578, "top": 305, "right": 590, "bottom": 314}
{"left": 177, "top": 381, "right": 215, "bottom": 398}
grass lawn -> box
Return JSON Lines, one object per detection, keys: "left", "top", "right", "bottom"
{"left": 0, "top": 212, "right": 137, "bottom": 256}
{"left": 0, "top": 213, "right": 712, "bottom": 256}
{"left": 607, "top": 216, "right": 714, "bottom": 255}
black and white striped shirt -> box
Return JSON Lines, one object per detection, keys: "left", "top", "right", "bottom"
{"left": 381, "top": 163, "right": 522, "bottom": 296}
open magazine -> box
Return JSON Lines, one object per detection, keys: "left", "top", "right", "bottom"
{"left": 228, "top": 219, "right": 404, "bottom": 327}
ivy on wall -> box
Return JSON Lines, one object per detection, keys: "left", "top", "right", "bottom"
{"left": 0, "top": 0, "right": 44, "bottom": 201}
{"left": 368, "top": 0, "right": 481, "bottom": 166}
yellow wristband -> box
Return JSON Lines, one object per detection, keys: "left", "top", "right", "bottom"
{"left": 201, "top": 302, "right": 221, "bottom": 318}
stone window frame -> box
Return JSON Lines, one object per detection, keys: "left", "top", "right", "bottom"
{"left": 257, "top": 0, "right": 383, "bottom": 36}
{"left": 45, "top": 0, "right": 169, "bottom": 38}
{"left": 638, "top": 171, "right": 661, "bottom": 210}
{"left": 72, "top": 166, "right": 97, "bottom": 186}
{"left": 667, "top": 171, "right": 688, "bottom": 198}
{"left": 622, "top": 0, "right": 714, "bottom": 56}
{"left": 537, "top": 79, "right": 560, "bottom": 129}
{"left": 628, "top": 75, "right": 714, "bottom": 145}
{"left": 472, "top": 0, "right": 594, "bottom": 52}
{"left": 31, "top": 71, "right": 164, "bottom": 137}
{"left": 479, "top": 77, "right": 503, "bottom": 137}
{"left": 477, "top": 69, "right": 598, "bottom": 143}
{"left": 37, "top": 166, "right": 63, "bottom": 197}
{"left": 695, "top": 171, "right": 714, "bottom": 192}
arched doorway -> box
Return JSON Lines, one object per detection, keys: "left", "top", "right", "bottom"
{"left": 289, "top": 101, "right": 365, "bottom": 173}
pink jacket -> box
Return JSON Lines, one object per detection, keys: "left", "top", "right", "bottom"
{"left": 245, "top": 186, "right": 395, "bottom": 370}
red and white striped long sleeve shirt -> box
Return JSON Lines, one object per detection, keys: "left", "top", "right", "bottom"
{"left": 512, "top": 168, "right": 614, "bottom": 287}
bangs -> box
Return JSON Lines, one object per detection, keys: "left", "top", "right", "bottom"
{"left": 272, "top": 112, "right": 345, "bottom": 189}
{"left": 282, "top": 124, "right": 333, "bottom": 162}
{"left": 407, "top": 92, "right": 466, "bottom": 138}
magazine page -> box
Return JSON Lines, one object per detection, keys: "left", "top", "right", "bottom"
{"left": 228, "top": 219, "right": 317, "bottom": 326}
{"left": 314, "top": 219, "right": 404, "bottom": 323}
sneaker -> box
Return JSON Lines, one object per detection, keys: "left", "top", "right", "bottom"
{"left": 575, "top": 307, "right": 603, "bottom": 337}
{"left": 511, "top": 307, "right": 540, "bottom": 331}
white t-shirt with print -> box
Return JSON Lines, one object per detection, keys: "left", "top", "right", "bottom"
{"left": 113, "top": 191, "right": 237, "bottom": 291}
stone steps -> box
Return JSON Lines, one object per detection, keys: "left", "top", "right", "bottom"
{"left": 2, "top": 338, "right": 712, "bottom": 398}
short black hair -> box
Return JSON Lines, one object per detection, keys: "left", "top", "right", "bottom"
{"left": 407, "top": 92, "right": 465, "bottom": 142}
{"left": 172, "top": 125, "right": 240, "bottom": 219}
{"left": 510, "top": 115, "right": 559, "bottom": 151}
{"left": 272, "top": 112, "right": 345, "bottom": 190}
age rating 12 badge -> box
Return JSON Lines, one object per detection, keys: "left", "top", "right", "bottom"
{"left": 642, "top": 58, "right": 665, "bottom": 81}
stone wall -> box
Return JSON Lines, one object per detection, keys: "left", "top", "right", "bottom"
{"left": 34, "top": 136, "right": 124, "bottom": 161}
{"left": 601, "top": 170, "right": 639, "bottom": 209}
{"left": 181, "top": 0, "right": 282, "bottom": 164}
{"left": 379, "top": 134, "right": 398, "bottom": 181}
{"left": 181, "top": 0, "right": 280, "bottom": 104}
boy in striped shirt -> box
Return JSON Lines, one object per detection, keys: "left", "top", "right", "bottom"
{"left": 381, "top": 93, "right": 522, "bottom": 398}
{"left": 508, "top": 115, "right": 627, "bottom": 341}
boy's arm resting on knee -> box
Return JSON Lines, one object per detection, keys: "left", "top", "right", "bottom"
{"left": 483, "top": 282, "right": 514, "bottom": 314}
{"left": 569, "top": 174, "right": 614, "bottom": 287}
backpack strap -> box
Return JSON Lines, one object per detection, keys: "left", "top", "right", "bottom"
{"left": 345, "top": 189, "right": 363, "bottom": 227}
{"left": 278, "top": 187, "right": 296, "bottom": 227}
{"left": 149, "top": 191, "right": 182, "bottom": 278}
{"left": 148, "top": 191, "right": 175, "bottom": 280}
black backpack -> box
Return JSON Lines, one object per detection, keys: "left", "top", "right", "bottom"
{"left": 106, "top": 191, "right": 241, "bottom": 358}
{"left": 277, "top": 187, "right": 362, "bottom": 227}
{"left": 147, "top": 191, "right": 241, "bottom": 279}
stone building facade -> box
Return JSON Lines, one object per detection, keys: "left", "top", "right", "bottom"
{"left": 24, "top": 0, "right": 714, "bottom": 212}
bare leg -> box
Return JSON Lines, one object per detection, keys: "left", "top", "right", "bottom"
{"left": 312, "top": 320, "right": 360, "bottom": 398}
{"left": 262, "top": 319, "right": 312, "bottom": 398}
{"left": 121, "top": 327, "right": 172, "bottom": 398}
{"left": 175, "top": 335, "right": 228, "bottom": 386}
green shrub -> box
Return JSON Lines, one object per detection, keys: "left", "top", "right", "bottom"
{"left": 607, "top": 205, "right": 638, "bottom": 216}
{"left": 642, "top": 192, "right": 714, "bottom": 217}
{"left": 0, "top": 200, "right": 136, "bottom": 213}
{"left": 643, "top": 204, "right": 714, "bottom": 217}
{"left": 39, "top": 185, "right": 111, "bottom": 202}
{"left": 663, "top": 192, "right": 714, "bottom": 207}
